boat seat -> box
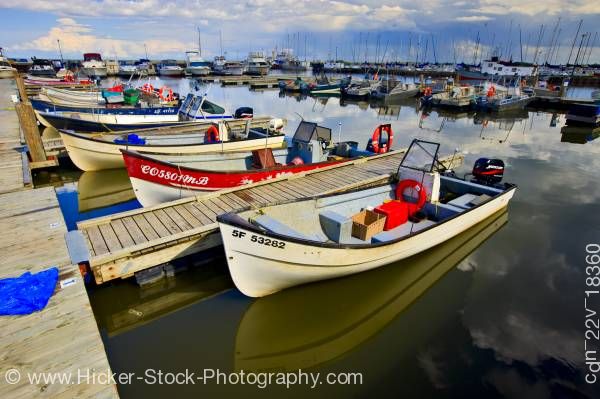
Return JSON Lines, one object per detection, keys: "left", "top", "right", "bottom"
{"left": 371, "top": 219, "right": 437, "bottom": 243}
{"left": 319, "top": 210, "right": 352, "bottom": 243}
{"left": 251, "top": 215, "right": 325, "bottom": 242}
{"left": 447, "top": 193, "right": 491, "bottom": 209}
{"left": 423, "top": 202, "right": 462, "bottom": 221}
{"left": 252, "top": 148, "right": 281, "bottom": 169}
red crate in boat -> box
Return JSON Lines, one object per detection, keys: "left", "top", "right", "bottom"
{"left": 374, "top": 201, "right": 409, "bottom": 230}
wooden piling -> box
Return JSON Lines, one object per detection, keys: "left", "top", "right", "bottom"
{"left": 13, "top": 70, "right": 56, "bottom": 167}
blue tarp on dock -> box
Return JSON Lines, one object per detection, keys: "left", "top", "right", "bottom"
{"left": 0, "top": 267, "right": 58, "bottom": 315}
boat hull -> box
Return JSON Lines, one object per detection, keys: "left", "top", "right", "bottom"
{"left": 158, "top": 69, "right": 185, "bottom": 76}
{"left": 187, "top": 67, "right": 211, "bottom": 76}
{"left": 36, "top": 112, "right": 210, "bottom": 132}
{"left": 60, "top": 130, "right": 287, "bottom": 171}
{"left": 81, "top": 67, "right": 108, "bottom": 77}
{"left": 123, "top": 150, "right": 347, "bottom": 206}
{"left": 0, "top": 69, "right": 16, "bottom": 79}
{"left": 246, "top": 66, "right": 270, "bottom": 76}
{"left": 218, "top": 187, "right": 515, "bottom": 297}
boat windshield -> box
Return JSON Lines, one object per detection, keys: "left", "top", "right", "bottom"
{"left": 179, "top": 94, "right": 194, "bottom": 113}
{"left": 399, "top": 139, "right": 440, "bottom": 173}
{"left": 201, "top": 100, "right": 225, "bottom": 115}
{"left": 291, "top": 121, "right": 332, "bottom": 143}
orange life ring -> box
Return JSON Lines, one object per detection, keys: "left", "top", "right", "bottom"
{"left": 206, "top": 125, "right": 220, "bottom": 142}
{"left": 395, "top": 179, "right": 427, "bottom": 215}
{"left": 487, "top": 86, "right": 496, "bottom": 97}
{"left": 370, "top": 124, "right": 393, "bottom": 154}
{"left": 141, "top": 83, "right": 154, "bottom": 95}
{"left": 424, "top": 87, "right": 432, "bottom": 96}
{"left": 159, "top": 86, "right": 174, "bottom": 102}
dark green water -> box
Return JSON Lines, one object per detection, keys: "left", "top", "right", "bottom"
{"left": 49, "top": 78, "right": 600, "bottom": 398}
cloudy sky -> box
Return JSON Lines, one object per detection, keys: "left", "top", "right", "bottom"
{"left": 1, "top": 0, "right": 599, "bottom": 63}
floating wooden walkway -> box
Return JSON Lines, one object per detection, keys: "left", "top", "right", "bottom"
{"left": 77, "top": 150, "right": 463, "bottom": 284}
{"left": 0, "top": 78, "right": 118, "bottom": 398}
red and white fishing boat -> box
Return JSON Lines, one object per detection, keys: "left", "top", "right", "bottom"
{"left": 122, "top": 122, "right": 394, "bottom": 207}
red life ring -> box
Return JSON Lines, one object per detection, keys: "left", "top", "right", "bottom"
{"left": 206, "top": 125, "right": 220, "bottom": 142}
{"left": 370, "top": 124, "right": 393, "bottom": 154}
{"left": 159, "top": 86, "right": 174, "bottom": 102}
{"left": 141, "top": 83, "right": 154, "bottom": 95}
{"left": 487, "top": 86, "right": 496, "bottom": 97}
{"left": 423, "top": 87, "right": 433, "bottom": 96}
{"left": 395, "top": 179, "right": 427, "bottom": 215}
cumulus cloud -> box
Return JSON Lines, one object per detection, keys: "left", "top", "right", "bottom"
{"left": 10, "top": 18, "right": 191, "bottom": 57}
{"left": 455, "top": 15, "right": 493, "bottom": 22}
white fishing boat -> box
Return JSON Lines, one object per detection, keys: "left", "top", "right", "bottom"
{"left": 39, "top": 87, "right": 104, "bottom": 106}
{"left": 81, "top": 53, "right": 108, "bottom": 78}
{"left": 117, "top": 60, "right": 138, "bottom": 77}
{"left": 246, "top": 52, "right": 270, "bottom": 76}
{"left": 342, "top": 80, "right": 380, "bottom": 99}
{"left": 186, "top": 51, "right": 211, "bottom": 76}
{"left": 158, "top": 60, "right": 185, "bottom": 76}
{"left": 0, "top": 51, "right": 17, "bottom": 79}
{"left": 121, "top": 121, "right": 386, "bottom": 206}
{"left": 218, "top": 139, "right": 516, "bottom": 297}
{"left": 28, "top": 58, "right": 56, "bottom": 77}
{"left": 59, "top": 121, "right": 288, "bottom": 171}
{"left": 385, "top": 82, "right": 420, "bottom": 102}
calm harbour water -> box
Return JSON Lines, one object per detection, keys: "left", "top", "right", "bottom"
{"left": 43, "top": 76, "right": 600, "bottom": 398}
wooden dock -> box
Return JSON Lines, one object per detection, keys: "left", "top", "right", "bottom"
{"left": 77, "top": 150, "right": 463, "bottom": 284}
{"left": 0, "top": 78, "right": 118, "bottom": 398}
{"left": 0, "top": 79, "right": 29, "bottom": 191}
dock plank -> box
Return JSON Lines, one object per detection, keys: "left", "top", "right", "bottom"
{"left": 191, "top": 201, "right": 218, "bottom": 221}
{"left": 183, "top": 202, "right": 212, "bottom": 225}
{"left": 110, "top": 219, "right": 136, "bottom": 248}
{"left": 121, "top": 216, "right": 149, "bottom": 245}
{"left": 142, "top": 212, "right": 171, "bottom": 238}
{"left": 98, "top": 224, "right": 123, "bottom": 253}
{"left": 209, "top": 196, "right": 236, "bottom": 213}
{"left": 223, "top": 192, "right": 251, "bottom": 209}
{"left": 86, "top": 226, "right": 110, "bottom": 255}
{"left": 173, "top": 205, "right": 203, "bottom": 227}
{"left": 154, "top": 209, "right": 183, "bottom": 234}
{"left": 132, "top": 214, "right": 161, "bottom": 241}
{"left": 164, "top": 207, "right": 195, "bottom": 231}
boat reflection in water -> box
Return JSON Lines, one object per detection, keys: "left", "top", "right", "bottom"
{"left": 234, "top": 210, "right": 508, "bottom": 372}
{"left": 560, "top": 124, "right": 600, "bottom": 144}
{"left": 90, "top": 260, "right": 233, "bottom": 337}
{"left": 77, "top": 168, "right": 137, "bottom": 212}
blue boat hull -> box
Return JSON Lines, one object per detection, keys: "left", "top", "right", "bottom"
{"left": 31, "top": 99, "right": 180, "bottom": 116}
{"left": 39, "top": 113, "right": 199, "bottom": 132}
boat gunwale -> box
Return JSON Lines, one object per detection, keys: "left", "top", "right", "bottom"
{"left": 217, "top": 180, "right": 517, "bottom": 250}
{"left": 120, "top": 148, "right": 358, "bottom": 176}
{"left": 59, "top": 129, "right": 287, "bottom": 149}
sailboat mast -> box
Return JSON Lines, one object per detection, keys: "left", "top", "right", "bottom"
{"left": 567, "top": 19, "right": 583, "bottom": 65}
{"left": 219, "top": 30, "right": 223, "bottom": 57}
{"left": 519, "top": 26, "right": 523, "bottom": 62}
{"left": 56, "top": 39, "right": 64, "bottom": 62}
{"left": 533, "top": 24, "right": 544, "bottom": 64}
{"left": 586, "top": 32, "right": 598, "bottom": 64}
{"left": 197, "top": 27, "right": 202, "bottom": 56}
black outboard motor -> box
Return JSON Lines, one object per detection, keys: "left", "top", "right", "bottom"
{"left": 472, "top": 158, "right": 504, "bottom": 185}
{"left": 365, "top": 135, "right": 388, "bottom": 153}
{"left": 234, "top": 107, "right": 253, "bottom": 119}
